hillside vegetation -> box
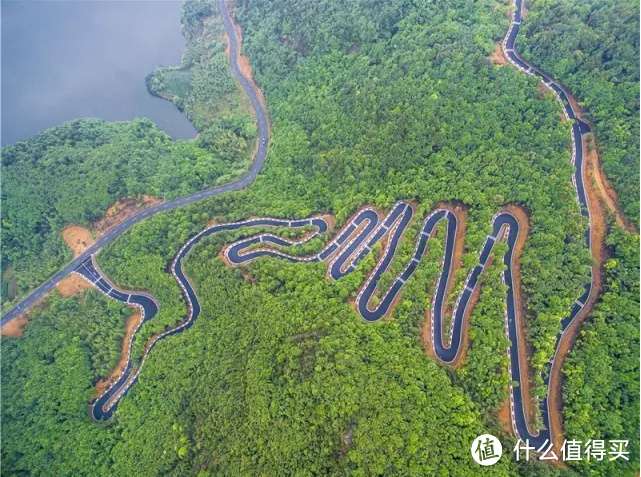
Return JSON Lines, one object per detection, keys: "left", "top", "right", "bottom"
{"left": 519, "top": 0, "right": 640, "bottom": 225}
{"left": 1, "top": 3, "right": 255, "bottom": 310}
{"left": 563, "top": 228, "right": 640, "bottom": 476}
{"left": 1, "top": 0, "right": 638, "bottom": 475}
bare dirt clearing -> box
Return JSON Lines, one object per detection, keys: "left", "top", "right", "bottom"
{"left": 62, "top": 225, "right": 95, "bottom": 257}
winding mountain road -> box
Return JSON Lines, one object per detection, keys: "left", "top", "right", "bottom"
{"left": 6, "top": 0, "right": 599, "bottom": 453}
{"left": 1, "top": 0, "right": 267, "bottom": 325}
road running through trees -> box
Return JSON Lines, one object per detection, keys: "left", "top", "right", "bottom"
{"left": 1, "top": 0, "right": 269, "bottom": 325}
{"left": 7, "top": 0, "right": 600, "bottom": 454}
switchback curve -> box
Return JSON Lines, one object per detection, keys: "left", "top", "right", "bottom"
{"left": 12, "top": 0, "right": 601, "bottom": 456}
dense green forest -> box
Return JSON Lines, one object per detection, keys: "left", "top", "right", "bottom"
{"left": 1, "top": 0, "right": 638, "bottom": 475}
{"left": 563, "top": 227, "right": 640, "bottom": 476}
{"left": 1, "top": 291, "right": 128, "bottom": 475}
{"left": 519, "top": 0, "right": 640, "bottom": 225}
{"left": 0, "top": 3, "right": 255, "bottom": 311}
{"left": 1, "top": 119, "right": 249, "bottom": 309}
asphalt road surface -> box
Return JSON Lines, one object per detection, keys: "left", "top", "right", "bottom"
{"left": 6, "top": 0, "right": 595, "bottom": 449}
{"left": 1, "top": 0, "right": 269, "bottom": 325}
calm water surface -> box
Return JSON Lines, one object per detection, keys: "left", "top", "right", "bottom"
{"left": 1, "top": 0, "right": 197, "bottom": 145}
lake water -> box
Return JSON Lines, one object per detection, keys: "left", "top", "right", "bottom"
{"left": 1, "top": 0, "right": 197, "bottom": 146}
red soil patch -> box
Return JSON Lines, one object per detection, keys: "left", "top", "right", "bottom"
{"left": 564, "top": 93, "right": 635, "bottom": 232}
{"left": 94, "top": 309, "right": 142, "bottom": 398}
{"left": 584, "top": 133, "right": 637, "bottom": 233}
{"left": 62, "top": 225, "right": 95, "bottom": 257}
{"left": 497, "top": 398, "right": 513, "bottom": 435}
{"left": 566, "top": 91, "right": 582, "bottom": 115}
{"left": 61, "top": 197, "right": 161, "bottom": 259}
{"left": 233, "top": 25, "right": 254, "bottom": 84}
{"left": 420, "top": 307, "right": 438, "bottom": 361}
{"left": 218, "top": 246, "right": 233, "bottom": 268}
{"left": 1, "top": 314, "right": 28, "bottom": 337}
{"left": 56, "top": 273, "right": 92, "bottom": 297}
{"left": 1, "top": 293, "right": 50, "bottom": 337}
{"left": 93, "top": 196, "right": 162, "bottom": 236}
{"left": 490, "top": 43, "right": 508, "bottom": 66}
